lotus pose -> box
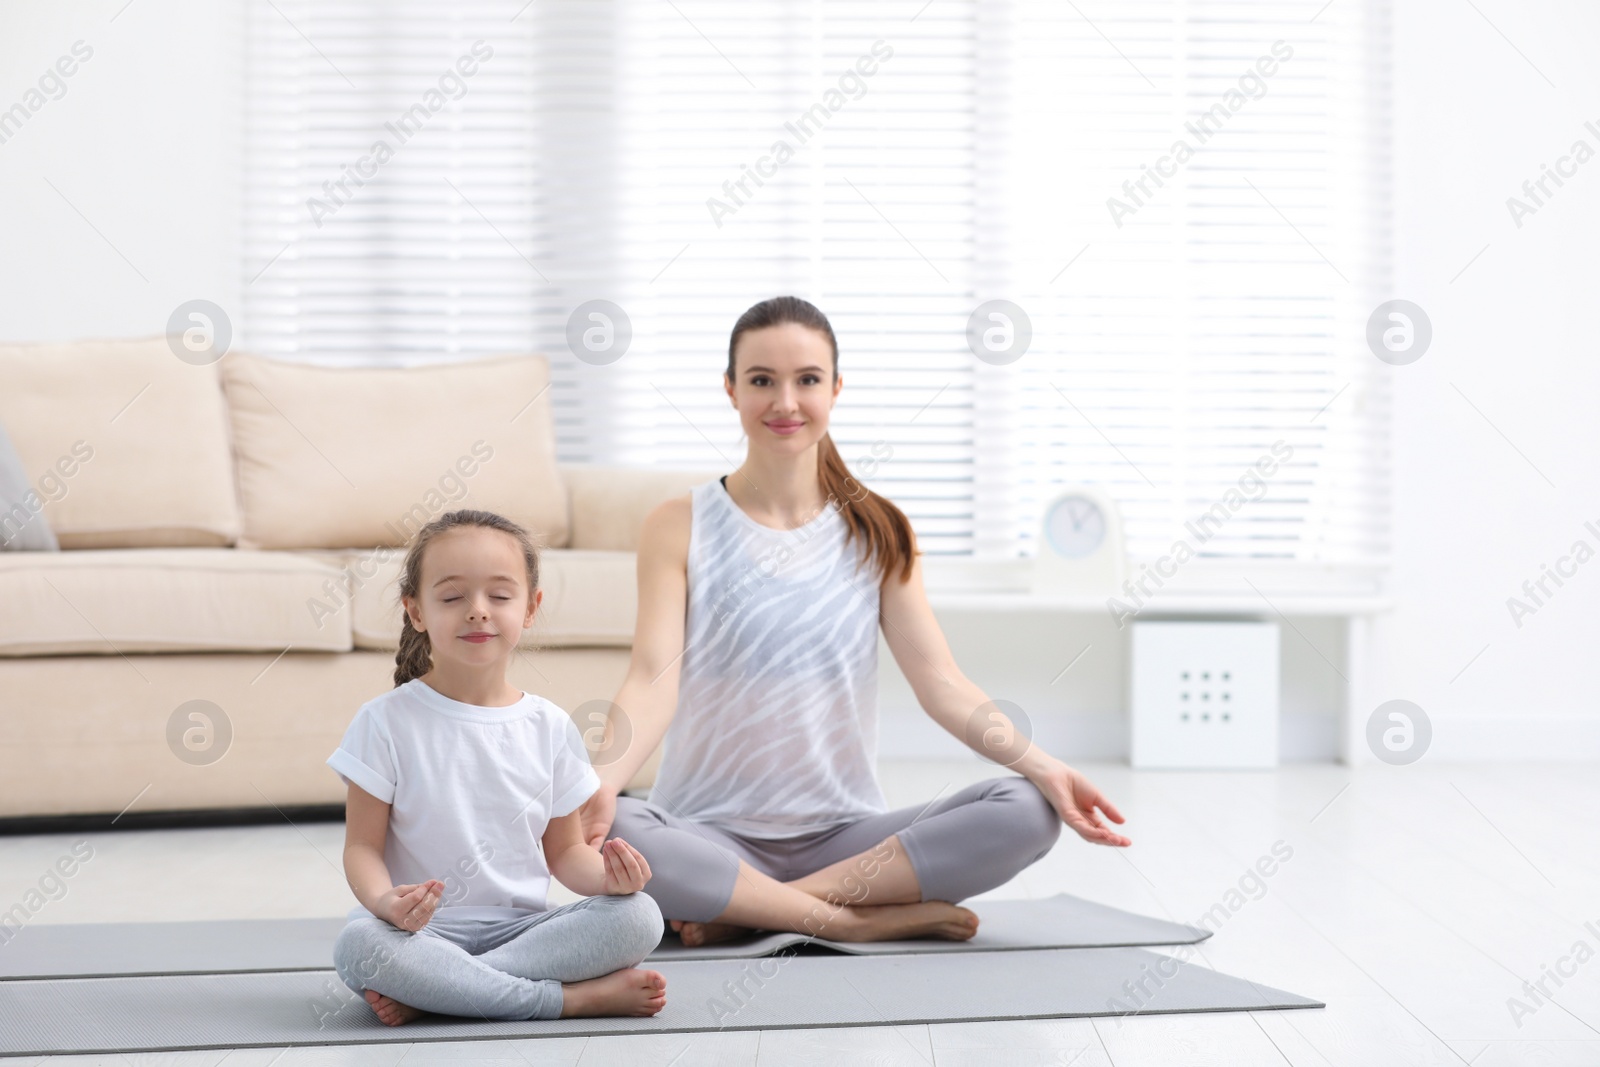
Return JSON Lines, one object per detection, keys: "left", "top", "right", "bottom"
{"left": 580, "top": 295, "right": 1132, "bottom": 949}
{"left": 327, "top": 510, "right": 667, "bottom": 1025}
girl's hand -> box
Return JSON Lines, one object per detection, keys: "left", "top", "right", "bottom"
{"left": 1033, "top": 760, "right": 1132, "bottom": 847}
{"left": 600, "top": 838, "right": 651, "bottom": 895}
{"left": 376, "top": 879, "right": 445, "bottom": 931}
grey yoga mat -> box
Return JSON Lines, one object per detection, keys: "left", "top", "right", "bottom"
{"left": 0, "top": 917, "right": 348, "bottom": 980}
{"left": 649, "top": 891, "right": 1210, "bottom": 960}
{"left": 0, "top": 893, "right": 1209, "bottom": 980}
{"left": 0, "top": 947, "right": 1321, "bottom": 1057}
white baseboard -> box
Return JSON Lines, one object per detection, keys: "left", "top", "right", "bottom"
{"left": 1416, "top": 714, "right": 1600, "bottom": 762}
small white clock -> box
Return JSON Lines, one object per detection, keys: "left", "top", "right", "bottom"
{"left": 1031, "top": 487, "right": 1129, "bottom": 597}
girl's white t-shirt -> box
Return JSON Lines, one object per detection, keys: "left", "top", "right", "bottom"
{"left": 326, "top": 678, "right": 601, "bottom": 922}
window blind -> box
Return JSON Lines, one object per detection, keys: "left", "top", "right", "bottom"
{"left": 241, "top": 1, "right": 545, "bottom": 366}
{"left": 241, "top": 0, "right": 1391, "bottom": 577}
{"left": 976, "top": 1, "right": 1393, "bottom": 574}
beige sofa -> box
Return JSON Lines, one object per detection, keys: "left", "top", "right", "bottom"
{"left": 0, "top": 337, "right": 719, "bottom": 824}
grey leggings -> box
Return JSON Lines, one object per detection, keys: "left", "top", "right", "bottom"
{"left": 607, "top": 775, "right": 1063, "bottom": 923}
{"left": 331, "top": 891, "right": 663, "bottom": 1021}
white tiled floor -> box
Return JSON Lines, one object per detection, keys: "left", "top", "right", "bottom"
{"left": 2, "top": 759, "right": 1597, "bottom": 1065}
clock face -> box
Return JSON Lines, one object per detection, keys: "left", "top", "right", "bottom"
{"left": 1044, "top": 495, "right": 1106, "bottom": 559}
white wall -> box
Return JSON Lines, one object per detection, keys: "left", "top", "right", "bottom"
{"left": 1377, "top": 0, "right": 1600, "bottom": 759}
{"left": 0, "top": 1, "right": 241, "bottom": 343}
{"left": 2, "top": 1, "right": 1596, "bottom": 761}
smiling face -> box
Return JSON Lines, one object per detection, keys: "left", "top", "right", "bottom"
{"left": 725, "top": 321, "right": 842, "bottom": 450}
{"left": 402, "top": 526, "right": 540, "bottom": 674}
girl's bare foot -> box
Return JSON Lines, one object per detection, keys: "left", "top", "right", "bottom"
{"left": 363, "top": 988, "right": 424, "bottom": 1026}
{"left": 560, "top": 967, "right": 667, "bottom": 1018}
{"left": 670, "top": 917, "right": 755, "bottom": 947}
{"left": 823, "top": 900, "right": 979, "bottom": 943}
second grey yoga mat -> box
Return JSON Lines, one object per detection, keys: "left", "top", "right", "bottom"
{"left": 0, "top": 893, "right": 1209, "bottom": 980}
{"left": 0, "top": 917, "right": 348, "bottom": 980}
{"left": 0, "top": 947, "right": 1321, "bottom": 1057}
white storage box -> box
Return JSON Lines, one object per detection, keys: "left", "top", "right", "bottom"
{"left": 1130, "top": 620, "right": 1281, "bottom": 769}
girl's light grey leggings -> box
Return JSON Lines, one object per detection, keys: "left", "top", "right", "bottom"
{"left": 608, "top": 775, "right": 1064, "bottom": 923}
{"left": 331, "top": 891, "right": 663, "bottom": 1021}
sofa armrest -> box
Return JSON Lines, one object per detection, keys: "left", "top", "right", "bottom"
{"left": 561, "top": 464, "right": 723, "bottom": 552}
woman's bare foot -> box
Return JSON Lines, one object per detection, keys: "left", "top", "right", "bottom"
{"left": 822, "top": 900, "right": 980, "bottom": 943}
{"left": 560, "top": 968, "right": 667, "bottom": 1018}
{"left": 363, "top": 988, "right": 424, "bottom": 1026}
{"left": 670, "top": 917, "right": 755, "bottom": 947}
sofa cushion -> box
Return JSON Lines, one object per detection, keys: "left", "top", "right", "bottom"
{"left": 563, "top": 463, "right": 723, "bottom": 551}
{"left": 0, "top": 337, "right": 241, "bottom": 548}
{"left": 0, "top": 549, "right": 352, "bottom": 656}
{"left": 342, "top": 547, "right": 636, "bottom": 650}
{"left": 219, "top": 352, "right": 569, "bottom": 551}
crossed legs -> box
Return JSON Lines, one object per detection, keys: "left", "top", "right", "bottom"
{"left": 331, "top": 892, "right": 666, "bottom": 1024}
{"left": 609, "top": 776, "right": 1063, "bottom": 945}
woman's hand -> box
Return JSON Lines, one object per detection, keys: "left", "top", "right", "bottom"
{"left": 580, "top": 786, "right": 617, "bottom": 849}
{"left": 376, "top": 879, "right": 445, "bottom": 931}
{"left": 599, "top": 837, "right": 651, "bottom": 895}
{"left": 1032, "top": 759, "right": 1131, "bottom": 847}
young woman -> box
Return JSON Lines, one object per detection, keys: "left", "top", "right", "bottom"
{"left": 579, "top": 295, "right": 1131, "bottom": 947}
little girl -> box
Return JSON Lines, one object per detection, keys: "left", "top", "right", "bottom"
{"left": 328, "top": 508, "right": 667, "bottom": 1026}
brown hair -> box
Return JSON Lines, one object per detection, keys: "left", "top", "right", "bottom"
{"left": 392, "top": 509, "right": 542, "bottom": 687}
{"left": 726, "top": 295, "right": 919, "bottom": 586}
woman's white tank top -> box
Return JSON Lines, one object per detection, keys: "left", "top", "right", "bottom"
{"left": 646, "top": 475, "right": 890, "bottom": 839}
